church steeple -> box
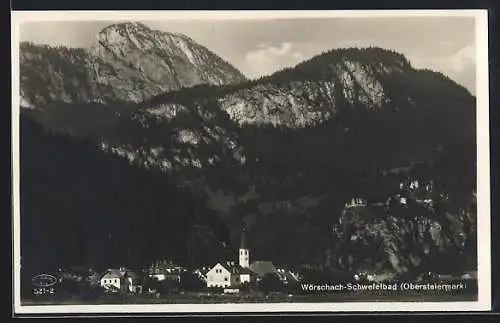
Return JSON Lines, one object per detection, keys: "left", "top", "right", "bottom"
{"left": 240, "top": 227, "right": 247, "bottom": 249}
{"left": 239, "top": 226, "right": 249, "bottom": 268}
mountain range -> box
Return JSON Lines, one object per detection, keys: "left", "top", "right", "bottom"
{"left": 19, "top": 22, "right": 477, "bottom": 279}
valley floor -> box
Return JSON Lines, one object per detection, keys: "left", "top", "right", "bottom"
{"left": 21, "top": 290, "right": 477, "bottom": 306}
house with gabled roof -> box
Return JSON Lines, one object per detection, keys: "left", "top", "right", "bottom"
{"left": 206, "top": 261, "right": 256, "bottom": 288}
{"left": 100, "top": 267, "right": 138, "bottom": 293}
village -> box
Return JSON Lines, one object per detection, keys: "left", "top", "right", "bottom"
{"left": 24, "top": 178, "right": 477, "bottom": 304}
{"left": 41, "top": 228, "right": 308, "bottom": 302}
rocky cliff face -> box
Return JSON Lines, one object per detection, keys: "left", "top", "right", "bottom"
{"left": 101, "top": 99, "right": 247, "bottom": 174}
{"left": 19, "top": 43, "right": 103, "bottom": 108}
{"left": 19, "top": 22, "right": 247, "bottom": 107}
{"left": 144, "top": 48, "right": 434, "bottom": 129}
{"left": 218, "top": 81, "right": 338, "bottom": 127}
{"left": 87, "top": 22, "right": 247, "bottom": 102}
{"left": 216, "top": 58, "right": 396, "bottom": 127}
{"left": 334, "top": 189, "right": 476, "bottom": 276}
{"left": 94, "top": 47, "right": 474, "bottom": 204}
{"left": 124, "top": 47, "right": 473, "bottom": 178}
{"left": 98, "top": 49, "right": 408, "bottom": 176}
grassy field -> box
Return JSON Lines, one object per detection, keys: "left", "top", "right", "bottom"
{"left": 22, "top": 278, "right": 478, "bottom": 306}
{"left": 22, "top": 290, "right": 477, "bottom": 305}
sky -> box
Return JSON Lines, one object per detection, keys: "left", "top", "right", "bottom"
{"left": 19, "top": 16, "right": 477, "bottom": 94}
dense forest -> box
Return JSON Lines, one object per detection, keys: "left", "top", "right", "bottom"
{"left": 20, "top": 114, "right": 234, "bottom": 276}
{"left": 21, "top": 100, "right": 137, "bottom": 139}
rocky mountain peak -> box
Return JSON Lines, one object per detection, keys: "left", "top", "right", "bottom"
{"left": 88, "top": 22, "right": 247, "bottom": 102}
{"left": 20, "top": 22, "right": 247, "bottom": 106}
{"left": 102, "top": 21, "right": 150, "bottom": 32}
{"left": 93, "top": 21, "right": 190, "bottom": 49}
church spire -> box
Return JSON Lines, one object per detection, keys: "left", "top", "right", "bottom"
{"left": 240, "top": 226, "right": 247, "bottom": 249}
{"left": 239, "top": 226, "right": 249, "bottom": 268}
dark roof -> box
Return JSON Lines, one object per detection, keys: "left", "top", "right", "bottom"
{"left": 100, "top": 268, "right": 137, "bottom": 280}
{"left": 249, "top": 261, "right": 277, "bottom": 276}
{"left": 238, "top": 267, "right": 255, "bottom": 275}
{"left": 101, "top": 269, "right": 122, "bottom": 279}
{"left": 219, "top": 262, "right": 256, "bottom": 275}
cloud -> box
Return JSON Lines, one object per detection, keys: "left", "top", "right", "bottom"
{"left": 446, "top": 44, "right": 476, "bottom": 72}
{"left": 246, "top": 42, "right": 295, "bottom": 62}
{"left": 244, "top": 42, "right": 309, "bottom": 79}
{"left": 431, "top": 45, "right": 476, "bottom": 93}
{"left": 408, "top": 44, "right": 476, "bottom": 94}
{"left": 421, "top": 44, "right": 475, "bottom": 74}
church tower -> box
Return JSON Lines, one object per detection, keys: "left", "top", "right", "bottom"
{"left": 239, "top": 227, "right": 250, "bottom": 268}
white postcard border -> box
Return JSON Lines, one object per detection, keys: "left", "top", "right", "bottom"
{"left": 11, "top": 9, "right": 491, "bottom": 314}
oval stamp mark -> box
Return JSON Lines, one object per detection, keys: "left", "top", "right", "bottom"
{"left": 31, "top": 273, "right": 58, "bottom": 288}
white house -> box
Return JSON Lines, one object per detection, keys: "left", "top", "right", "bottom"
{"left": 100, "top": 267, "right": 137, "bottom": 293}
{"left": 206, "top": 262, "right": 231, "bottom": 288}
{"left": 206, "top": 228, "right": 256, "bottom": 288}
{"left": 206, "top": 261, "right": 255, "bottom": 288}
{"left": 206, "top": 262, "right": 233, "bottom": 288}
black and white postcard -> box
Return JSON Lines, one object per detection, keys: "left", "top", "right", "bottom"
{"left": 11, "top": 10, "right": 491, "bottom": 314}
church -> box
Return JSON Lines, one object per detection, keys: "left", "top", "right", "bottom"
{"left": 205, "top": 228, "right": 278, "bottom": 289}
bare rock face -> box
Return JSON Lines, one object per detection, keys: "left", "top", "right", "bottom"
{"left": 19, "top": 22, "right": 247, "bottom": 107}
{"left": 215, "top": 59, "right": 401, "bottom": 128}
{"left": 19, "top": 44, "right": 105, "bottom": 108}
{"left": 147, "top": 48, "right": 412, "bottom": 128}
{"left": 101, "top": 99, "right": 247, "bottom": 174}
{"left": 87, "top": 22, "right": 246, "bottom": 102}
{"left": 218, "top": 80, "right": 337, "bottom": 127}
{"left": 332, "top": 196, "right": 476, "bottom": 276}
